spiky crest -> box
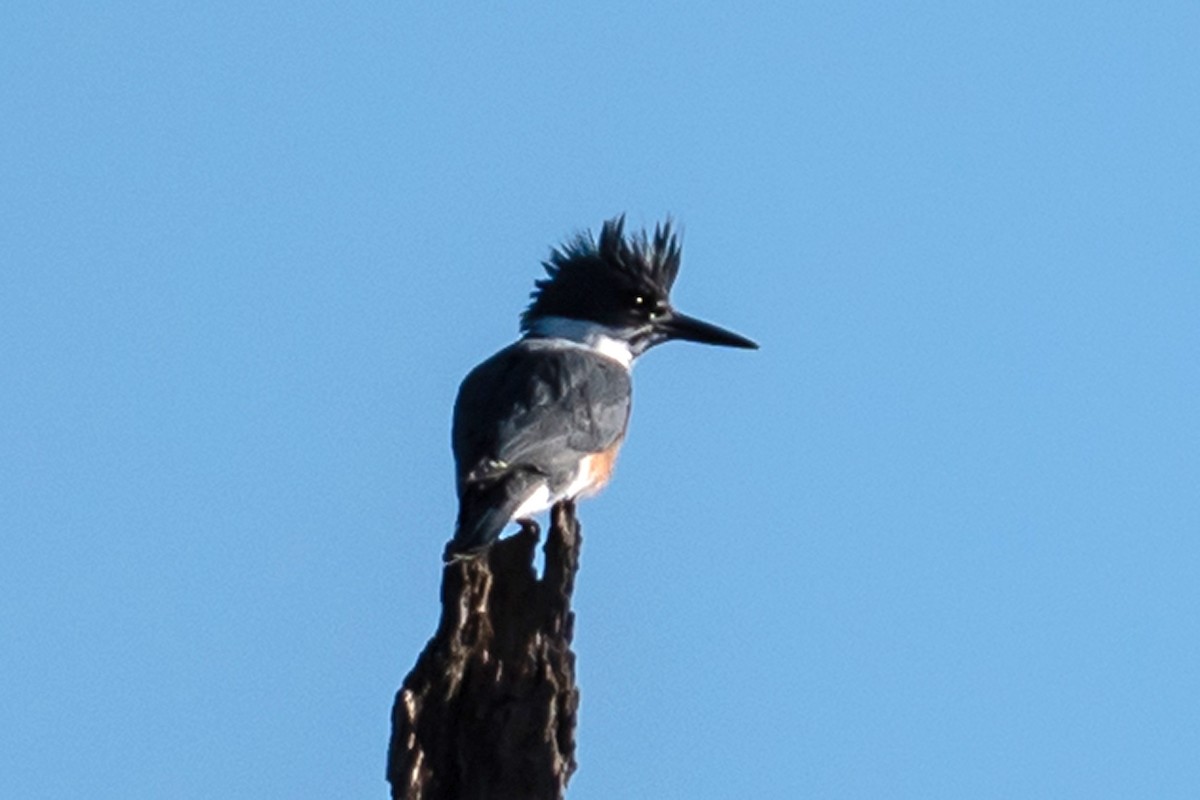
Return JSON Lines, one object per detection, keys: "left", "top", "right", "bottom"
{"left": 520, "top": 215, "right": 681, "bottom": 331}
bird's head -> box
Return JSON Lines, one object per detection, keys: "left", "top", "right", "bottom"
{"left": 520, "top": 215, "right": 758, "bottom": 358}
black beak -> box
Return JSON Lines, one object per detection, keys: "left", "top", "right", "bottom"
{"left": 657, "top": 310, "right": 758, "bottom": 349}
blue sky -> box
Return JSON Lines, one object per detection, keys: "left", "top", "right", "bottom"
{"left": 3, "top": 3, "right": 1198, "bottom": 797}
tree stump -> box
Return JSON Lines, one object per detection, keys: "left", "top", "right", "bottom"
{"left": 387, "top": 501, "right": 582, "bottom": 799}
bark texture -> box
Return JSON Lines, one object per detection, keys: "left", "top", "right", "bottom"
{"left": 388, "top": 501, "right": 582, "bottom": 800}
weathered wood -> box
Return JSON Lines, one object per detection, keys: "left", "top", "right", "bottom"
{"left": 388, "top": 501, "right": 581, "bottom": 799}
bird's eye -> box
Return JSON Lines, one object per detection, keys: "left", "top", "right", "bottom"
{"left": 634, "top": 296, "right": 645, "bottom": 305}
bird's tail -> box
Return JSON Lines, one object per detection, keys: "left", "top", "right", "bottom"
{"left": 446, "top": 470, "right": 545, "bottom": 560}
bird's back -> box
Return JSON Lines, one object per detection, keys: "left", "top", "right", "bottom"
{"left": 452, "top": 339, "right": 632, "bottom": 495}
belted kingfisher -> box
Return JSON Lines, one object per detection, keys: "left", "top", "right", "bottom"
{"left": 447, "top": 215, "right": 757, "bottom": 559}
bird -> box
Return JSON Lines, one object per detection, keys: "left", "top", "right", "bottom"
{"left": 447, "top": 215, "right": 757, "bottom": 559}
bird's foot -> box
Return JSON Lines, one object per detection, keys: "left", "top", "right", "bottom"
{"left": 516, "top": 517, "right": 541, "bottom": 540}
{"left": 442, "top": 541, "right": 486, "bottom": 564}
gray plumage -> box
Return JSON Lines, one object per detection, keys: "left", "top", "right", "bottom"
{"left": 451, "top": 339, "right": 632, "bottom": 553}
{"left": 445, "top": 214, "right": 756, "bottom": 559}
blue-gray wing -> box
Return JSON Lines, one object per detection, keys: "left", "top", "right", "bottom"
{"left": 452, "top": 340, "right": 632, "bottom": 494}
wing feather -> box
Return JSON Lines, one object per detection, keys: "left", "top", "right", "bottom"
{"left": 452, "top": 341, "right": 631, "bottom": 494}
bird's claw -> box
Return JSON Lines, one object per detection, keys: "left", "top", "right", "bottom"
{"left": 517, "top": 518, "right": 541, "bottom": 539}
